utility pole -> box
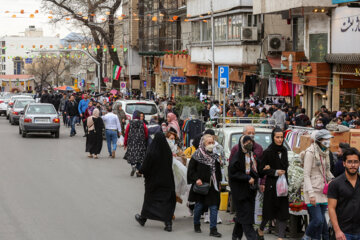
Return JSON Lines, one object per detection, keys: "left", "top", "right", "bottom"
{"left": 211, "top": 0, "right": 215, "bottom": 101}
{"left": 129, "top": 0, "right": 133, "bottom": 95}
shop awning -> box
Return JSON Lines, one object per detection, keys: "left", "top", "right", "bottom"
{"left": 325, "top": 54, "right": 360, "bottom": 65}
{"left": 267, "top": 55, "right": 282, "bottom": 70}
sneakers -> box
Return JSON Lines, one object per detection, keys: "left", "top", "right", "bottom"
{"left": 164, "top": 222, "right": 172, "bottom": 232}
{"left": 204, "top": 212, "right": 210, "bottom": 223}
{"left": 130, "top": 166, "right": 136, "bottom": 177}
{"left": 217, "top": 215, "right": 222, "bottom": 224}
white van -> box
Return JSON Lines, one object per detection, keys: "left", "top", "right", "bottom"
{"left": 113, "top": 100, "right": 160, "bottom": 122}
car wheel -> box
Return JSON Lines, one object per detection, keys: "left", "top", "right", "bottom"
{"left": 19, "top": 127, "right": 22, "bottom": 135}
{"left": 55, "top": 131, "right": 60, "bottom": 139}
{"left": 22, "top": 131, "right": 27, "bottom": 138}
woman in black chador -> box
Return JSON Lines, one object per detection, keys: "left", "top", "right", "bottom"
{"left": 135, "top": 132, "right": 176, "bottom": 232}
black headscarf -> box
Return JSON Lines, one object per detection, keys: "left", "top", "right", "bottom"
{"left": 269, "top": 127, "right": 287, "bottom": 153}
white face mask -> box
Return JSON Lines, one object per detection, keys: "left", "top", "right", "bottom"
{"left": 248, "top": 134, "right": 255, "bottom": 141}
{"left": 321, "top": 139, "right": 331, "bottom": 148}
{"left": 205, "top": 144, "right": 215, "bottom": 152}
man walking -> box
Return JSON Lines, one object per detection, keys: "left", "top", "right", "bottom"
{"left": 328, "top": 148, "right": 360, "bottom": 240}
{"left": 59, "top": 93, "right": 68, "bottom": 126}
{"left": 78, "top": 94, "right": 90, "bottom": 136}
{"left": 102, "top": 106, "right": 122, "bottom": 158}
{"left": 209, "top": 100, "right": 222, "bottom": 122}
{"left": 65, "top": 95, "right": 79, "bottom": 137}
{"left": 271, "top": 104, "right": 286, "bottom": 129}
{"left": 116, "top": 104, "right": 127, "bottom": 133}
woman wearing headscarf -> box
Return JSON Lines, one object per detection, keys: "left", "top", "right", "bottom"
{"left": 162, "top": 113, "right": 181, "bottom": 139}
{"left": 257, "top": 128, "right": 289, "bottom": 240}
{"left": 85, "top": 108, "right": 104, "bottom": 159}
{"left": 124, "top": 110, "right": 148, "bottom": 177}
{"left": 187, "top": 134, "right": 222, "bottom": 237}
{"left": 135, "top": 132, "right": 176, "bottom": 232}
{"left": 229, "top": 135, "right": 259, "bottom": 240}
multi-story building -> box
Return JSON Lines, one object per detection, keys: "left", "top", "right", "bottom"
{"left": 253, "top": 0, "right": 336, "bottom": 116}
{"left": 185, "top": 0, "right": 262, "bottom": 100}
{"left": 0, "top": 26, "right": 60, "bottom": 76}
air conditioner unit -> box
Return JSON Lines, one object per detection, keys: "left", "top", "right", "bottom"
{"left": 268, "top": 34, "right": 285, "bottom": 52}
{"left": 240, "top": 27, "right": 258, "bottom": 41}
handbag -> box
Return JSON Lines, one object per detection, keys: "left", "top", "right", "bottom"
{"left": 320, "top": 156, "right": 329, "bottom": 195}
{"left": 193, "top": 176, "right": 211, "bottom": 195}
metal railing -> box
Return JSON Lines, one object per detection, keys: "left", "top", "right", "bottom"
{"left": 206, "top": 117, "right": 277, "bottom": 129}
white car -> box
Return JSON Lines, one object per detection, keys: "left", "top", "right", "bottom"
{"left": 6, "top": 95, "right": 34, "bottom": 119}
{"left": 0, "top": 97, "right": 9, "bottom": 116}
{"left": 112, "top": 100, "right": 160, "bottom": 122}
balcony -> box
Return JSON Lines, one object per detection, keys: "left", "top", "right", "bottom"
{"left": 253, "top": 0, "right": 335, "bottom": 14}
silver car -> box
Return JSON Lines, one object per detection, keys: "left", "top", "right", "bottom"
{"left": 19, "top": 103, "right": 60, "bottom": 138}
{"left": 0, "top": 96, "right": 10, "bottom": 116}
{"left": 6, "top": 95, "right": 33, "bottom": 119}
{"left": 9, "top": 99, "right": 35, "bottom": 125}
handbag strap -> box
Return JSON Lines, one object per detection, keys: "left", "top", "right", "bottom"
{"left": 319, "top": 156, "right": 327, "bottom": 184}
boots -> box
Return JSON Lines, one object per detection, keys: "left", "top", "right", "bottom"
{"left": 210, "top": 227, "right": 222, "bottom": 238}
{"left": 135, "top": 214, "right": 146, "bottom": 226}
{"left": 194, "top": 224, "right": 202, "bottom": 233}
{"left": 164, "top": 222, "right": 172, "bottom": 232}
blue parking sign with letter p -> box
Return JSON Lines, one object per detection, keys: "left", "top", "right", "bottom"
{"left": 218, "top": 66, "right": 229, "bottom": 89}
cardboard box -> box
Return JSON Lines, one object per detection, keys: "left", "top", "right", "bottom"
{"left": 299, "top": 135, "right": 312, "bottom": 153}
{"left": 330, "top": 131, "right": 351, "bottom": 152}
{"left": 350, "top": 129, "right": 360, "bottom": 150}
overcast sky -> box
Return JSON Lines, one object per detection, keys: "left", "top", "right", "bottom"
{"left": 0, "top": 0, "right": 72, "bottom": 38}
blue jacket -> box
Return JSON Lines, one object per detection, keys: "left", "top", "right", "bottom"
{"left": 78, "top": 99, "right": 90, "bottom": 114}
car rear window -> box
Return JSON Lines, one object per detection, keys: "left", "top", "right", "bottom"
{"left": 126, "top": 104, "right": 157, "bottom": 115}
{"left": 230, "top": 132, "right": 290, "bottom": 151}
{"left": 27, "top": 105, "right": 57, "bottom": 115}
{"left": 14, "top": 100, "right": 34, "bottom": 108}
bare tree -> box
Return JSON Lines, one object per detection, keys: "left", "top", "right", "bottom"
{"left": 42, "top": 0, "right": 122, "bottom": 89}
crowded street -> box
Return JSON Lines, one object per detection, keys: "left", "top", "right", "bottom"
{"left": 0, "top": 116, "right": 277, "bottom": 240}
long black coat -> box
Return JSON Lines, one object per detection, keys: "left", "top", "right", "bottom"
{"left": 259, "top": 144, "right": 290, "bottom": 221}
{"left": 86, "top": 117, "right": 104, "bottom": 155}
{"left": 139, "top": 133, "right": 176, "bottom": 223}
{"left": 187, "top": 158, "right": 222, "bottom": 206}
{"left": 229, "top": 149, "right": 259, "bottom": 224}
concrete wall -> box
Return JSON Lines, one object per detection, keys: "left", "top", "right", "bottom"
{"left": 253, "top": 0, "right": 334, "bottom": 14}
{"left": 187, "top": 0, "right": 252, "bottom": 16}
{"left": 190, "top": 45, "right": 261, "bottom": 65}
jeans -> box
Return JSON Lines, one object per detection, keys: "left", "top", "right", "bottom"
{"left": 69, "top": 116, "right": 77, "bottom": 135}
{"left": 194, "top": 203, "right": 218, "bottom": 229}
{"left": 105, "top": 129, "right": 118, "bottom": 155}
{"left": 306, "top": 204, "right": 328, "bottom": 240}
{"left": 345, "top": 233, "right": 360, "bottom": 240}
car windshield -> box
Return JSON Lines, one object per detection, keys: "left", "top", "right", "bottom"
{"left": 126, "top": 104, "right": 157, "bottom": 115}
{"left": 14, "top": 100, "right": 34, "bottom": 108}
{"left": 27, "top": 105, "right": 56, "bottom": 115}
{"left": 11, "top": 96, "right": 32, "bottom": 101}
{"left": 230, "top": 132, "right": 290, "bottom": 151}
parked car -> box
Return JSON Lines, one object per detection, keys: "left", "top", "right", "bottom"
{"left": 112, "top": 100, "right": 160, "bottom": 122}
{"left": 0, "top": 95, "right": 11, "bottom": 116}
{"left": 9, "top": 99, "right": 35, "bottom": 125}
{"left": 19, "top": 103, "right": 60, "bottom": 138}
{"left": 6, "top": 95, "right": 33, "bottom": 119}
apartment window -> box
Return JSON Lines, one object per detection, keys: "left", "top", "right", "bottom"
{"left": 228, "top": 14, "right": 243, "bottom": 40}
{"left": 2, "top": 65, "right": 5, "bottom": 70}
{"left": 192, "top": 21, "right": 200, "bottom": 42}
{"left": 293, "top": 17, "right": 304, "bottom": 51}
{"left": 214, "top": 16, "right": 227, "bottom": 41}
{"left": 202, "top": 20, "right": 212, "bottom": 41}
{"left": 309, "top": 33, "right": 328, "bottom": 62}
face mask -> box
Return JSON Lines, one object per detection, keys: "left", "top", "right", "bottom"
{"left": 317, "top": 123, "right": 323, "bottom": 127}
{"left": 248, "top": 135, "right": 255, "bottom": 141}
{"left": 244, "top": 143, "right": 253, "bottom": 151}
{"left": 170, "top": 139, "right": 175, "bottom": 145}
{"left": 321, "top": 139, "right": 331, "bottom": 148}
{"left": 205, "top": 144, "right": 215, "bottom": 152}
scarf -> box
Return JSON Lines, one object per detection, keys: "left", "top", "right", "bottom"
{"left": 87, "top": 108, "right": 100, "bottom": 131}
{"left": 167, "top": 113, "right": 181, "bottom": 138}
{"left": 192, "top": 136, "right": 220, "bottom": 191}
{"left": 314, "top": 143, "right": 330, "bottom": 173}
{"left": 239, "top": 135, "right": 257, "bottom": 175}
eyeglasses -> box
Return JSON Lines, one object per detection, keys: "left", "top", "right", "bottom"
{"left": 345, "top": 160, "right": 360, "bottom": 165}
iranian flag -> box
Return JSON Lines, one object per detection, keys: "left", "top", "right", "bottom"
{"left": 113, "top": 65, "right": 122, "bottom": 80}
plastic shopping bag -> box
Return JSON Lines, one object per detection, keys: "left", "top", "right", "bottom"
{"left": 276, "top": 175, "right": 288, "bottom": 197}
{"left": 117, "top": 136, "right": 124, "bottom": 147}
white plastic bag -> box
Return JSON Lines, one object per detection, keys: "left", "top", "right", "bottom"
{"left": 276, "top": 175, "right": 288, "bottom": 197}
{"left": 117, "top": 136, "right": 124, "bottom": 147}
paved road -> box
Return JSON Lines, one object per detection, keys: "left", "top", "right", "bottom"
{"left": 0, "top": 117, "right": 279, "bottom": 240}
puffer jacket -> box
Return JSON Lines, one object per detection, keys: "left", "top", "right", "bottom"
{"left": 302, "top": 144, "right": 334, "bottom": 204}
